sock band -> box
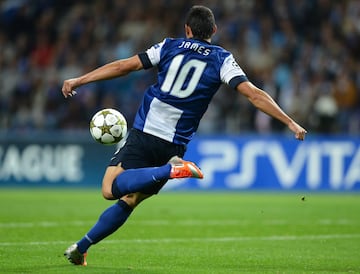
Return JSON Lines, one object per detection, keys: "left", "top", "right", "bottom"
{"left": 118, "top": 199, "right": 133, "bottom": 212}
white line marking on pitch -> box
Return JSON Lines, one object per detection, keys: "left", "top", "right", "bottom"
{"left": 0, "top": 219, "right": 357, "bottom": 228}
{"left": 0, "top": 234, "right": 359, "bottom": 246}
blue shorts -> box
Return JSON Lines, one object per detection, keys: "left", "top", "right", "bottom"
{"left": 109, "top": 128, "right": 186, "bottom": 170}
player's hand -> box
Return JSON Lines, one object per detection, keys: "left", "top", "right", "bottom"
{"left": 288, "top": 120, "right": 307, "bottom": 141}
{"left": 62, "top": 78, "right": 80, "bottom": 98}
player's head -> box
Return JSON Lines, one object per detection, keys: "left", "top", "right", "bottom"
{"left": 185, "top": 5, "right": 217, "bottom": 41}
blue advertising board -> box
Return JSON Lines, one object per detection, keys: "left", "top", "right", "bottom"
{"left": 0, "top": 132, "right": 115, "bottom": 188}
{"left": 167, "top": 135, "right": 360, "bottom": 191}
{"left": 0, "top": 132, "right": 359, "bottom": 191}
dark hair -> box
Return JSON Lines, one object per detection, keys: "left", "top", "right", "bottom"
{"left": 185, "top": 5, "right": 216, "bottom": 40}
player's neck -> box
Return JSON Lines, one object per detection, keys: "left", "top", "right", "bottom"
{"left": 188, "top": 36, "right": 211, "bottom": 44}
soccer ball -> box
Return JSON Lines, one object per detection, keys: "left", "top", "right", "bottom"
{"left": 90, "top": 108, "right": 127, "bottom": 145}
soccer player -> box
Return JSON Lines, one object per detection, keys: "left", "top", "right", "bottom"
{"left": 62, "top": 5, "right": 307, "bottom": 266}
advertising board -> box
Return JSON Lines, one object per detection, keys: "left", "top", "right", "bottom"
{"left": 1, "top": 133, "right": 359, "bottom": 191}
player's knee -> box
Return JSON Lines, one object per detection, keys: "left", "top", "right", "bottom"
{"left": 101, "top": 179, "right": 118, "bottom": 200}
{"left": 102, "top": 190, "right": 115, "bottom": 200}
{"left": 102, "top": 166, "right": 124, "bottom": 200}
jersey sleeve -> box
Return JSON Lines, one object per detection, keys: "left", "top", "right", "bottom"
{"left": 138, "top": 39, "right": 166, "bottom": 69}
{"left": 220, "top": 54, "right": 248, "bottom": 89}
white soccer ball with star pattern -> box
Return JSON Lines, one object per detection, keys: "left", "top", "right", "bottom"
{"left": 90, "top": 108, "right": 127, "bottom": 145}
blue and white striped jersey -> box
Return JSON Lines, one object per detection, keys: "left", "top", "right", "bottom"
{"left": 135, "top": 37, "right": 248, "bottom": 145}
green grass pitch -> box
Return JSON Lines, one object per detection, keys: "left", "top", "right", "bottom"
{"left": 0, "top": 188, "right": 359, "bottom": 273}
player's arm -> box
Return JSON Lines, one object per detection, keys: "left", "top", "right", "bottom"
{"left": 62, "top": 55, "right": 143, "bottom": 98}
{"left": 237, "top": 81, "right": 307, "bottom": 140}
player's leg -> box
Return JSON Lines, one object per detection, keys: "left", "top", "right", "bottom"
{"left": 69, "top": 165, "right": 169, "bottom": 259}
{"left": 104, "top": 158, "right": 203, "bottom": 200}
{"left": 64, "top": 129, "right": 167, "bottom": 265}
{"left": 64, "top": 129, "right": 202, "bottom": 265}
{"left": 64, "top": 191, "right": 151, "bottom": 266}
{"left": 76, "top": 192, "right": 151, "bottom": 253}
{"left": 77, "top": 156, "right": 204, "bottom": 256}
{"left": 101, "top": 165, "right": 171, "bottom": 200}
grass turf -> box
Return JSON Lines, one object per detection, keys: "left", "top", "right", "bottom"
{"left": 0, "top": 189, "right": 359, "bottom": 273}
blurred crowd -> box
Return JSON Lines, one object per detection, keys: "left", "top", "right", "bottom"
{"left": 0, "top": 0, "right": 359, "bottom": 135}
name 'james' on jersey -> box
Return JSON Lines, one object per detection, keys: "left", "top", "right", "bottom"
{"left": 135, "top": 37, "right": 248, "bottom": 145}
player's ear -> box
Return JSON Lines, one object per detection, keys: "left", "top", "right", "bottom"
{"left": 212, "top": 25, "right": 217, "bottom": 35}
{"left": 185, "top": 24, "right": 192, "bottom": 38}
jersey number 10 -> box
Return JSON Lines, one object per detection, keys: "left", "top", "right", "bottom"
{"left": 161, "top": 54, "right": 207, "bottom": 98}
